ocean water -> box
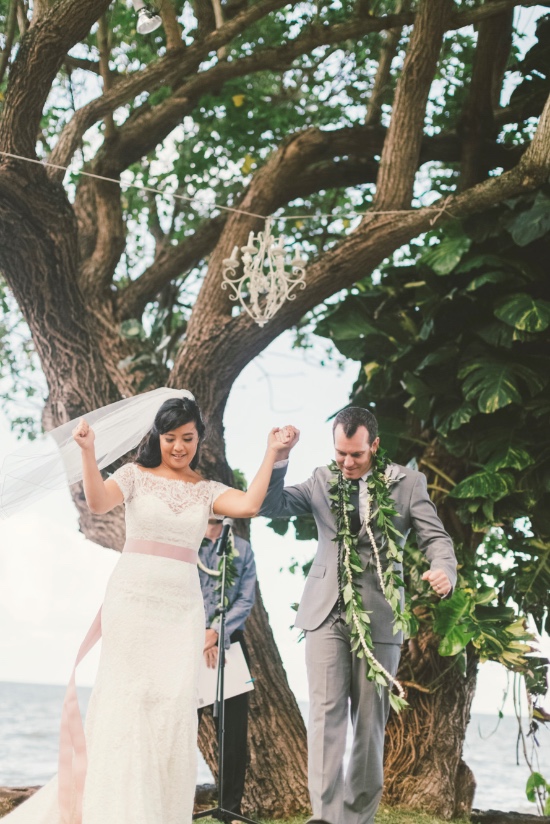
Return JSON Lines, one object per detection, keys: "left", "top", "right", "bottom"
{"left": 0, "top": 681, "right": 549, "bottom": 814}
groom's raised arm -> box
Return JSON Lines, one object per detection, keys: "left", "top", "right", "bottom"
{"left": 259, "top": 460, "right": 315, "bottom": 518}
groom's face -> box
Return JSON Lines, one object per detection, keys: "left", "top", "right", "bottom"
{"left": 333, "top": 424, "right": 380, "bottom": 480}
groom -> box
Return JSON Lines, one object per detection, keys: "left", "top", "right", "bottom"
{"left": 260, "top": 407, "right": 457, "bottom": 824}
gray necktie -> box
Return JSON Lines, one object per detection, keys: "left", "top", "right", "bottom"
{"left": 349, "top": 480, "right": 361, "bottom": 534}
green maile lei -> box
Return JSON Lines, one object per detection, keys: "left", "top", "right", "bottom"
{"left": 198, "top": 529, "right": 239, "bottom": 624}
{"left": 328, "top": 448, "right": 411, "bottom": 713}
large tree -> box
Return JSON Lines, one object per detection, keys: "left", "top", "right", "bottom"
{"left": 1, "top": 0, "right": 550, "bottom": 816}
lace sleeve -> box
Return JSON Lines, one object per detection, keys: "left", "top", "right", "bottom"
{"left": 209, "top": 481, "right": 232, "bottom": 517}
{"left": 110, "top": 463, "right": 136, "bottom": 503}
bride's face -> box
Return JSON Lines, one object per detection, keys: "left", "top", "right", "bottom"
{"left": 159, "top": 422, "right": 199, "bottom": 471}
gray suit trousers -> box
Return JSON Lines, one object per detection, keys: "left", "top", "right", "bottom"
{"left": 306, "top": 607, "right": 401, "bottom": 824}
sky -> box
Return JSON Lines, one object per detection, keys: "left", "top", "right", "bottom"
{"left": 1, "top": 331, "right": 547, "bottom": 718}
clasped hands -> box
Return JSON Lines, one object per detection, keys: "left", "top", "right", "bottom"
{"left": 269, "top": 425, "right": 300, "bottom": 459}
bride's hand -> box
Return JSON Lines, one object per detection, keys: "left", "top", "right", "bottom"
{"left": 72, "top": 418, "right": 95, "bottom": 451}
{"left": 269, "top": 426, "right": 300, "bottom": 457}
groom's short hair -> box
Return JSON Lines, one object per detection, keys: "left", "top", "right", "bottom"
{"left": 333, "top": 407, "right": 378, "bottom": 444}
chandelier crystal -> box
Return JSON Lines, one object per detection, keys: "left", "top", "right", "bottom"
{"left": 221, "top": 219, "right": 307, "bottom": 327}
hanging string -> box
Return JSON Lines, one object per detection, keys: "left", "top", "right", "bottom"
{"left": 0, "top": 149, "right": 457, "bottom": 225}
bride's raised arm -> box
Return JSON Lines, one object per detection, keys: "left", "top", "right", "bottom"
{"left": 213, "top": 426, "right": 300, "bottom": 519}
{"left": 73, "top": 419, "right": 125, "bottom": 514}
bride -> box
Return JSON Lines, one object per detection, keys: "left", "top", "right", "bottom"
{"left": 2, "top": 390, "right": 295, "bottom": 824}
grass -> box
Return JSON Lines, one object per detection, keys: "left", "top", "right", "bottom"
{"left": 197, "top": 809, "right": 470, "bottom": 824}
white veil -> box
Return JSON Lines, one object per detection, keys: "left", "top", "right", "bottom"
{"left": 0, "top": 387, "right": 195, "bottom": 519}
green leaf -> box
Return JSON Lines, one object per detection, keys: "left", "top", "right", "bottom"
{"left": 434, "top": 402, "right": 477, "bottom": 436}
{"left": 389, "top": 693, "right": 409, "bottom": 713}
{"left": 433, "top": 590, "right": 471, "bottom": 635}
{"left": 474, "top": 586, "right": 498, "bottom": 606}
{"left": 266, "top": 518, "right": 290, "bottom": 537}
{"left": 495, "top": 293, "right": 550, "bottom": 333}
{"left": 465, "top": 270, "right": 513, "bottom": 292}
{"left": 450, "top": 471, "right": 515, "bottom": 502}
{"left": 420, "top": 225, "right": 472, "bottom": 275}
{"left": 460, "top": 359, "right": 522, "bottom": 413}
{"left": 526, "top": 771, "right": 548, "bottom": 803}
{"left": 486, "top": 446, "right": 534, "bottom": 471}
{"left": 508, "top": 192, "right": 550, "bottom": 246}
{"left": 455, "top": 253, "right": 512, "bottom": 274}
{"left": 438, "top": 626, "right": 476, "bottom": 657}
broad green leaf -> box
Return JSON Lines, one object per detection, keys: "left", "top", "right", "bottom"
{"left": 495, "top": 293, "right": 550, "bottom": 333}
{"left": 465, "top": 270, "right": 513, "bottom": 292}
{"left": 433, "top": 590, "right": 471, "bottom": 635}
{"left": 450, "top": 471, "right": 515, "bottom": 501}
{"left": 420, "top": 226, "right": 472, "bottom": 275}
{"left": 434, "top": 402, "right": 476, "bottom": 435}
{"left": 474, "top": 586, "right": 498, "bottom": 606}
{"left": 526, "top": 771, "right": 548, "bottom": 803}
{"left": 455, "top": 254, "right": 512, "bottom": 274}
{"left": 486, "top": 446, "right": 534, "bottom": 471}
{"left": 474, "top": 604, "right": 516, "bottom": 624}
{"left": 416, "top": 344, "right": 459, "bottom": 371}
{"left": 401, "top": 371, "right": 432, "bottom": 421}
{"left": 438, "top": 626, "right": 476, "bottom": 657}
{"left": 316, "top": 299, "right": 381, "bottom": 341}
{"left": 508, "top": 192, "right": 550, "bottom": 246}
{"left": 266, "top": 518, "right": 289, "bottom": 537}
{"left": 460, "top": 359, "right": 522, "bottom": 413}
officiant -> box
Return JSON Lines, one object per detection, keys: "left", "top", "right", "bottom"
{"left": 198, "top": 518, "right": 257, "bottom": 820}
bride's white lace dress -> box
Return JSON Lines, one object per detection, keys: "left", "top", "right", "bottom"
{"left": 4, "top": 463, "right": 230, "bottom": 824}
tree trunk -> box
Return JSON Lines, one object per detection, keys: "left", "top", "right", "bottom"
{"left": 383, "top": 622, "right": 478, "bottom": 819}
{"left": 198, "top": 587, "right": 309, "bottom": 816}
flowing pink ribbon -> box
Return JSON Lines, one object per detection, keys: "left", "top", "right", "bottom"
{"left": 57, "top": 539, "right": 198, "bottom": 824}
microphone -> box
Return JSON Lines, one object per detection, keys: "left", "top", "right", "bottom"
{"left": 215, "top": 517, "right": 234, "bottom": 556}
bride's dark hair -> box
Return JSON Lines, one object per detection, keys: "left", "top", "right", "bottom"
{"left": 136, "top": 397, "right": 206, "bottom": 470}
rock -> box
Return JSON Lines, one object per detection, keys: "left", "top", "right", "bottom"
{"left": 194, "top": 783, "right": 217, "bottom": 809}
{"left": 0, "top": 786, "right": 40, "bottom": 816}
{"left": 471, "top": 809, "right": 550, "bottom": 823}
{"left": 0, "top": 784, "right": 218, "bottom": 818}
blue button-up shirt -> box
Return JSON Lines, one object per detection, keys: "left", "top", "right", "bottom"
{"left": 198, "top": 534, "right": 257, "bottom": 649}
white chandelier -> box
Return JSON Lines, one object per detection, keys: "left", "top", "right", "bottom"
{"left": 221, "top": 219, "right": 307, "bottom": 327}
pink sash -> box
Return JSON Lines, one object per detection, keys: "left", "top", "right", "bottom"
{"left": 58, "top": 539, "right": 198, "bottom": 824}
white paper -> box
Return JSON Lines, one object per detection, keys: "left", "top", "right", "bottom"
{"left": 197, "top": 641, "right": 254, "bottom": 708}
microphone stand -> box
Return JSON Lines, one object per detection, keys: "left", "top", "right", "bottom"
{"left": 194, "top": 520, "right": 259, "bottom": 824}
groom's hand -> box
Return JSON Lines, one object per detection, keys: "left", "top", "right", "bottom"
{"left": 422, "top": 569, "right": 451, "bottom": 598}
{"left": 272, "top": 425, "right": 300, "bottom": 461}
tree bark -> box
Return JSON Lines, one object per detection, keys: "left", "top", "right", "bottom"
{"left": 383, "top": 626, "right": 478, "bottom": 820}
{"left": 198, "top": 587, "right": 309, "bottom": 816}
{"left": 384, "top": 444, "right": 479, "bottom": 819}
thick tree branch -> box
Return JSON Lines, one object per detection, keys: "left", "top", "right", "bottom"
{"left": 116, "top": 125, "right": 525, "bottom": 319}
{"left": 374, "top": 0, "right": 452, "bottom": 211}
{"left": 63, "top": 55, "right": 102, "bottom": 75}
{"left": 0, "top": 0, "right": 111, "bottom": 158}
{"left": 48, "top": 0, "right": 301, "bottom": 176}
{"left": 458, "top": 0, "right": 513, "bottom": 190}
{"left": 159, "top": 0, "right": 184, "bottom": 52}
{"left": 119, "top": 213, "right": 227, "bottom": 319}
{"left": 98, "top": 14, "right": 116, "bottom": 139}
{"left": 0, "top": 0, "right": 18, "bottom": 86}
{"left": 170, "top": 92, "right": 550, "bottom": 396}
{"left": 48, "top": 0, "right": 539, "bottom": 178}
{"left": 365, "top": 0, "right": 407, "bottom": 126}
{"left": 78, "top": 166, "right": 126, "bottom": 297}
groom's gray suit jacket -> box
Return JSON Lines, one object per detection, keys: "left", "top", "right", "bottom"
{"left": 260, "top": 462, "right": 457, "bottom": 645}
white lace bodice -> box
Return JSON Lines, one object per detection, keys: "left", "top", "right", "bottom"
{"left": 111, "top": 463, "right": 231, "bottom": 549}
